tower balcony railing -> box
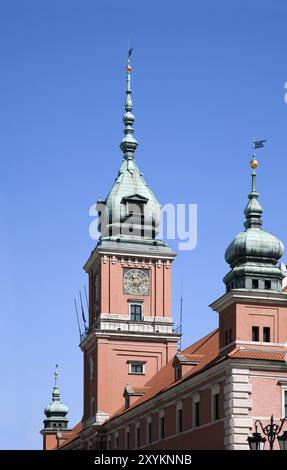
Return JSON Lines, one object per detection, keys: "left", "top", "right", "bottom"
{"left": 80, "top": 317, "right": 181, "bottom": 339}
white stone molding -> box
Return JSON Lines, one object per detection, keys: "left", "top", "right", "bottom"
{"left": 224, "top": 368, "right": 252, "bottom": 450}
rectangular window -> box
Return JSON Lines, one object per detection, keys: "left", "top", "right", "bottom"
{"left": 177, "top": 408, "right": 183, "bottom": 433}
{"left": 213, "top": 393, "right": 220, "bottom": 421}
{"left": 263, "top": 327, "right": 270, "bottom": 342}
{"left": 130, "top": 304, "right": 142, "bottom": 322}
{"left": 225, "top": 331, "right": 228, "bottom": 345}
{"left": 265, "top": 280, "right": 271, "bottom": 290}
{"left": 252, "top": 279, "right": 259, "bottom": 289}
{"left": 175, "top": 366, "right": 181, "bottom": 380}
{"left": 115, "top": 434, "right": 119, "bottom": 448}
{"left": 147, "top": 420, "right": 152, "bottom": 444}
{"left": 130, "top": 363, "right": 144, "bottom": 374}
{"left": 126, "top": 431, "right": 130, "bottom": 450}
{"left": 159, "top": 415, "right": 165, "bottom": 439}
{"left": 136, "top": 426, "right": 140, "bottom": 448}
{"left": 285, "top": 390, "right": 287, "bottom": 418}
{"left": 193, "top": 400, "right": 200, "bottom": 427}
{"left": 252, "top": 326, "right": 259, "bottom": 342}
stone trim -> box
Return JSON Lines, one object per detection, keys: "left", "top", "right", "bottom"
{"left": 224, "top": 368, "right": 252, "bottom": 450}
{"left": 210, "top": 290, "right": 287, "bottom": 313}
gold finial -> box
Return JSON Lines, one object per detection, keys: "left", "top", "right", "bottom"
{"left": 126, "top": 63, "right": 132, "bottom": 73}
{"left": 250, "top": 158, "right": 258, "bottom": 169}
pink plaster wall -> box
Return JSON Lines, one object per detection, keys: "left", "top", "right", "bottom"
{"left": 219, "top": 301, "right": 287, "bottom": 349}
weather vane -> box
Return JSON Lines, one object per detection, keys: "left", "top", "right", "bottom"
{"left": 126, "top": 46, "right": 133, "bottom": 74}
{"left": 253, "top": 139, "right": 266, "bottom": 149}
{"left": 250, "top": 139, "right": 266, "bottom": 170}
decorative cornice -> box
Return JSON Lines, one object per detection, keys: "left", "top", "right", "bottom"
{"left": 210, "top": 289, "right": 287, "bottom": 312}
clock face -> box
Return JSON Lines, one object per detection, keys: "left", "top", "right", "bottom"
{"left": 123, "top": 269, "right": 149, "bottom": 296}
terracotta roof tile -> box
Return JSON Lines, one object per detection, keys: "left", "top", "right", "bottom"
{"left": 109, "top": 329, "right": 220, "bottom": 420}
{"left": 181, "top": 353, "right": 205, "bottom": 362}
{"left": 132, "top": 386, "right": 151, "bottom": 394}
{"left": 229, "top": 349, "right": 287, "bottom": 361}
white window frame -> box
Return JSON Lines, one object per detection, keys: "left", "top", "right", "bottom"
{"left": 192, "top": 393, "right": 200, "bottom": 428}
{"left": 146, "top": 416, "right": 152, "bottom": 444}
{"left": 129, "top": 303, "right": 143, "bottom": 322}
{"left": 128, "top": 361, "right": 145, "bottom": 375}
{"left": 176, "top": 401, "right": 183, "bottom": 434}
{"left": 211, "top": 384, "right": 220, "bottom": 422}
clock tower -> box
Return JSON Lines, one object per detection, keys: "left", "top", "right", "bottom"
{"left": 81, "top": 54, "right": 180, "bottom": 433}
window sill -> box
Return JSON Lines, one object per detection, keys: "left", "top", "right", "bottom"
{"left": 128, "top": 372, "right": 145, "bottom": 376}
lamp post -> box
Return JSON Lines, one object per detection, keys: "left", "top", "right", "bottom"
{"left": 248, "top": 415, "right": 287, "bottom": 451}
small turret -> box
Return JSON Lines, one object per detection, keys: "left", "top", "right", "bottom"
{"left": 224, "top": 147, "right": 285, "bottom": 292}
{"left": 43, "top": 365, "right": 69, "bottom": 431}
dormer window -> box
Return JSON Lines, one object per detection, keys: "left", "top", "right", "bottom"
{"left": 175, "top": 366, "right": 181, "bottom": 381}
{"left": 265, "top": 280, "right": 271, "bottom": 290}
{"left": 122, "top": 194, "right": 148, "bottom": 220}
{"left": 127, "top": 201, "right": 144, "bottom": 217}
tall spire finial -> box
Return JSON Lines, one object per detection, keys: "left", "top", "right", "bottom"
{"left": 52, "top": 364, "right": 60, "bottom": 402}
{"left": 54, "top": 364, "right": 58, "bottom": 386}
{"left": 244, "top": 140, "right": 266, "bottom": 229}
{"left": 120, "top": 47, "right": 138, "bottom": 160}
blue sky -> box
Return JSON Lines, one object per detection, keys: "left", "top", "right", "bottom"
{"left": 1, "top": 0, "right": 287, "bottom": 449}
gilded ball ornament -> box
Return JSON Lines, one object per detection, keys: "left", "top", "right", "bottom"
{"left": 126, "top": 64, "right": 132, "bottom": 73}
{"left": 250, "top": 159, "right": 258, "bottom": 169}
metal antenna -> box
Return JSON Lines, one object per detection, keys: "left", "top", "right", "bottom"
{"left": 84, "top": 285, "right": 89, "bottom": 311}
{"left": 74, "top": 298, "right": 82, "bottom": 339}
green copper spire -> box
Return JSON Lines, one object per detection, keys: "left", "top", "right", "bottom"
{"left": 43, "top": 365, "right": 69, "bottom": 430}
{"left": 120, "top": 49, "right": 138, "bottom": 160}
{"left": 96, "top": 50, "right": 167, "bottom": 245}
{"left": 52, "top": 364, "right": 60, "bottom": 401}
{"left": 244, "top": 155, "right": 263, "bottom": 229}
{"left": 224, "top": 146, "right": 285, "bottom": 292}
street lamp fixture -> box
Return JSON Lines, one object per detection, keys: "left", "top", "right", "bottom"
{"left": 248, "top": 415, "right": 287, "bottom": 450}
{"left": 247, "top": 432, "right": 266, "bottom": 451}
{"left": 278, "top": 431, "right": 287, "bottom": 451}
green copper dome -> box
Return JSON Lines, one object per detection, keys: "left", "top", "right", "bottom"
{"left": 44, "top": 398, "right": 69, "bottom": 418}
{"left": 225, "top": 228, "right": 284, "bottom": 268}
{"left": 224, "top": 157, "right": 285, "bottom": 292}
